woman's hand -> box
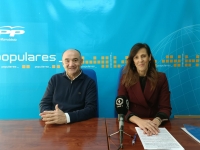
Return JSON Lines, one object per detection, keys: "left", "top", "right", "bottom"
{"left": 129, "top": 116, "right": 160, "bottom": 136}
{"left": 152, "top": 117, "right": 162, "bottom": 127}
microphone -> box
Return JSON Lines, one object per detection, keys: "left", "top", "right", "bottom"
{"left": 115, "top": 95, "right": 129, "bottom": 115}
{"left": 115, "top": 95, "right": 129, "bottom": 148}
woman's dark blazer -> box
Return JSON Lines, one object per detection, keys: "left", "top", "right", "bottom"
{"left": 118, "top": 72, "right": 172, "bottom": 120}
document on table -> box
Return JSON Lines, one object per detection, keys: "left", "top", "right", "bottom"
{"left": 135, "top": 127, "right": 184, "bottom": 150}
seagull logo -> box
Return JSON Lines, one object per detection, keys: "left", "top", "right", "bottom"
{"left": 0, "top": 26, "right": 24, "bottom": 29}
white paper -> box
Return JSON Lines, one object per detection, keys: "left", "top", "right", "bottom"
{"left": 181, "top": 128, "right": 200, "bottom": 143}
{"left": 135, "top": 127, "right": 184, "bottom": 150}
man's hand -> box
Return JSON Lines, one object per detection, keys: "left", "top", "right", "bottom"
{"left": 40, "top": 104, "right": 67, "bottom": 124}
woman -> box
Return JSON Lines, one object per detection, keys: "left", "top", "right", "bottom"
{"left": 118, "top": 43, "right": 172, "bottom": 136}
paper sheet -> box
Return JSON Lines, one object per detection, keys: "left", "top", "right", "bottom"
{"left": 135, "top": 127, "right": 184, "bottom": 150}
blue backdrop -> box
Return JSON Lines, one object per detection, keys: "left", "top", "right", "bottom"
{"left": 0, "top": 0, "right": 200, "bottom": 119}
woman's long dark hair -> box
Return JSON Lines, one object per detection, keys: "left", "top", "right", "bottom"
{"left": 122, "top": 43, "right": 158, "bottom": 90}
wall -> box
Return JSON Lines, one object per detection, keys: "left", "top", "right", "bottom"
{"left": 0, "top": 0, "right": 200, "bottom": 119}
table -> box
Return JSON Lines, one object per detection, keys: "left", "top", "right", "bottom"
{"left": 1, "top": 118, "right": 199, "bottom": 150}
{"left": 0, "top": 118, "right": 108, "bottom": 150}
{"left": 106, "top": 118, "right": 200, "bottom": 150}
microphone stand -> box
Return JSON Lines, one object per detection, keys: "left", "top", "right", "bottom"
{"left": 108, "top": 115, "right": 132, "bottom": 149}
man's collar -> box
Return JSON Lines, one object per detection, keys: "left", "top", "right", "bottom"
{"left": 62, "top": 70, "right": 83, "bottom": 80}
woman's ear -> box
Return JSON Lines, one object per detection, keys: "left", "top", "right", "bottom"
{"left": 149, "top": 54, "right": 151, "bottom": 61}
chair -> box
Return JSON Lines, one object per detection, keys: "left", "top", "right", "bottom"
{"left": 82, "top": 68, "right": 98, "bottom": 84}
{"left": 114, "top": 66, "right": 125, "bottom": 117}
{"left": 82, "top": 68, "right": 98, "bottom": 117}
{"left": 117, "top": 66, "right": 125, "bottom": 87}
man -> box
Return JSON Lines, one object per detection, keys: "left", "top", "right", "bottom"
{"left": 39, "top": 49, "right": 97, "bottom": 124}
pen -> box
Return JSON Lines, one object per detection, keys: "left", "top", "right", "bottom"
{"left": 132, "top": 133, "right": 137, "bottom": 145}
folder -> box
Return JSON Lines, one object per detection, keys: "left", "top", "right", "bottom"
{"left": 181, "top": 124, "right": 200, "bottom": 143}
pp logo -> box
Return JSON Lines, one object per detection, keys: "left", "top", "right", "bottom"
{"left": 0, "top": 26, "right": 25, "bottom": 37}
